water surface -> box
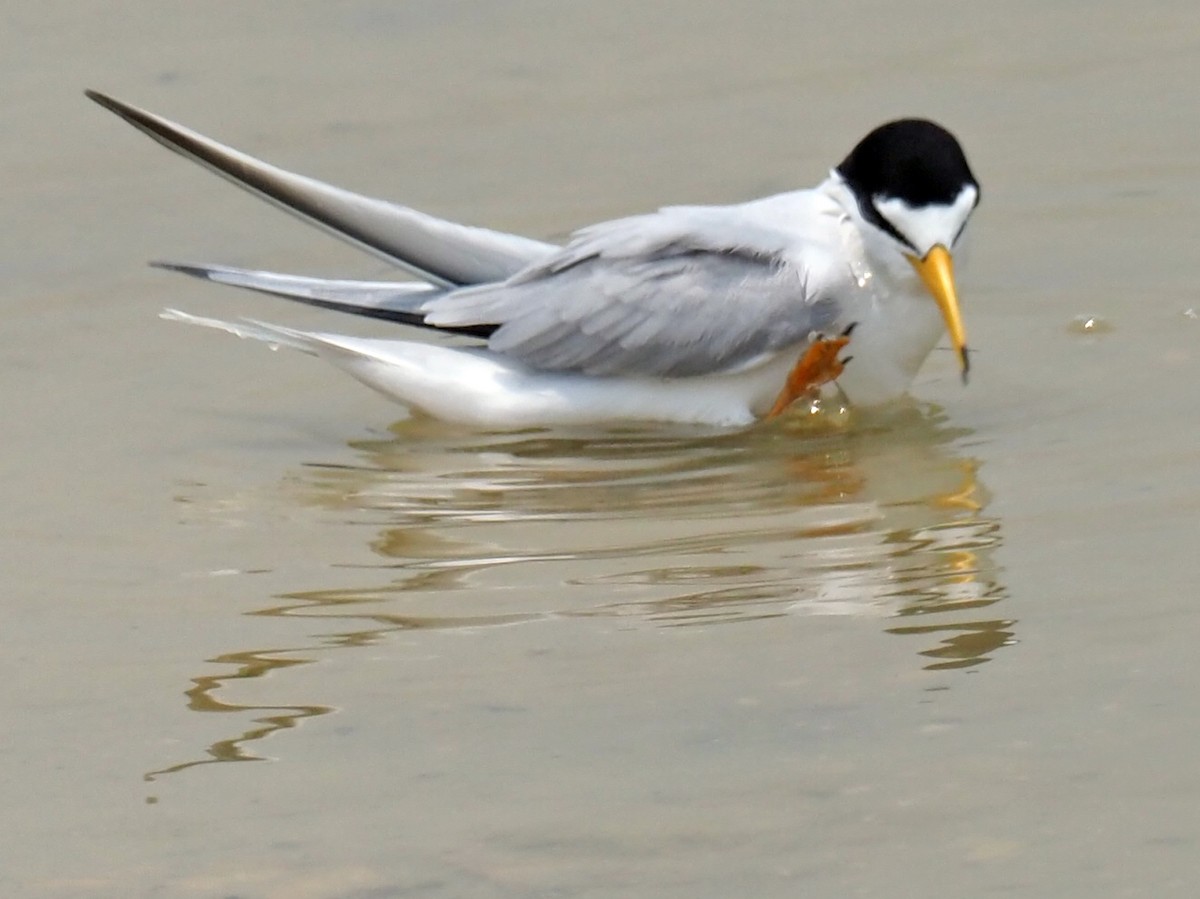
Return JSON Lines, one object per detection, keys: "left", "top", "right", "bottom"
{"left": 5, "top": 2, "right": 1200, "bottom": 896}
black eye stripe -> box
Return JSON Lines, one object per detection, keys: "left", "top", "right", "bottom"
{"left": 861, "top": 197, "right": 917, "bottom": 252}
{"left": 858, "top": 189, "right": 978, "bottom": 253}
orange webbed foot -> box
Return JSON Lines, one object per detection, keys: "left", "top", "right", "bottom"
{"left": 765, "top": 324, "right": 855, "bottom": 419}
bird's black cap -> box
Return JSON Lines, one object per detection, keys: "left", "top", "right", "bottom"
{"left": 836, "top": 119, "right": 978, "bottom": 207}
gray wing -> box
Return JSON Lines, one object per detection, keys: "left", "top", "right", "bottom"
{"left": 86, "top": 91, "right": 554, "bottom": 287}
{"left": 421, "top": 237, "right": 839, "bottom": 378}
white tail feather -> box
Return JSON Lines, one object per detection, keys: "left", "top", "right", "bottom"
{"left": 160, "top": 308, "right": 319, "bottom": 356}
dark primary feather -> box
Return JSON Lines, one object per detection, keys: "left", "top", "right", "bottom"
{"left": 152, "top": 261, "right": 500, "bottom": 338}
{"left": 85, "top": 90, "right": 551, "bottom": 287}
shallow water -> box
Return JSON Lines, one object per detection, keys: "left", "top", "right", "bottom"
{"left": 6, "top": 2, "right": 1200, "bottom": 896}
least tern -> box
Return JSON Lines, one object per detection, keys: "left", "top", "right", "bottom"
{"left": 87, "top": 90, "right": 979, "bottom": 428}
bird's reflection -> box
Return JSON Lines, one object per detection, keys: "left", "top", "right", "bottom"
{"left": 150, "top": 401, "right": 1008, "bottom": 780}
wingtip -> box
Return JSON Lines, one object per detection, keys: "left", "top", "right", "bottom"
{"left": 84, "top": 89, "right": 126, "bottom": 116}
{"left": 150, "top": 260, "right": 216, "bottom": 281}
{"left": 85, "top": 89, "right": 176, "bottom": 138}
{"left": 86, "top": 87, "right": 553, "bottom": 288}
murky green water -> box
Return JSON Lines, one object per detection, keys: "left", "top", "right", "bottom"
{"left": 6, "top": 2, "right": 1200, "bottom": 896}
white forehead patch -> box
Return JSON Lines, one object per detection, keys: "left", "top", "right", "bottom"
{"left": 874, "top": 184, "right": 978, "bottom": 257}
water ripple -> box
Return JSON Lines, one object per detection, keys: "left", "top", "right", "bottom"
{"left": 153, "top": 403, "right": 1008, "bottom": 779}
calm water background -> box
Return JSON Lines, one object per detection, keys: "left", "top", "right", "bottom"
{"left": 5, "top": 2, "right": 1200, "bottom": 896}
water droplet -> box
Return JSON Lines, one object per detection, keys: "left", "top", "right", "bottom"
{"left": 1067, "top": 315, "right": 1114, "bottom": 335}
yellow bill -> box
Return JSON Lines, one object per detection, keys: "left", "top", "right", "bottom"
{"left": 908, "top": 244, "right": 969, "bottom": 382}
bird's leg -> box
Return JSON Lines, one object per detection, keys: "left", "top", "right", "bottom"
{"left": 765, "top": 325, "right": 855, "bottom": 419}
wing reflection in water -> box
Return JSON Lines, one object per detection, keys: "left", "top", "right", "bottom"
{"left": 152, "top": 401, "right": 1008, "bottom": 780}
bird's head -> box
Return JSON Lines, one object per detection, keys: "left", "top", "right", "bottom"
{"left": 836, "top": 119, "right": 979, "bottom": 380}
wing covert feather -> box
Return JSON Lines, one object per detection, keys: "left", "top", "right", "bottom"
{"left": 422, "top": 238, "right": 839, "bottom": 377}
